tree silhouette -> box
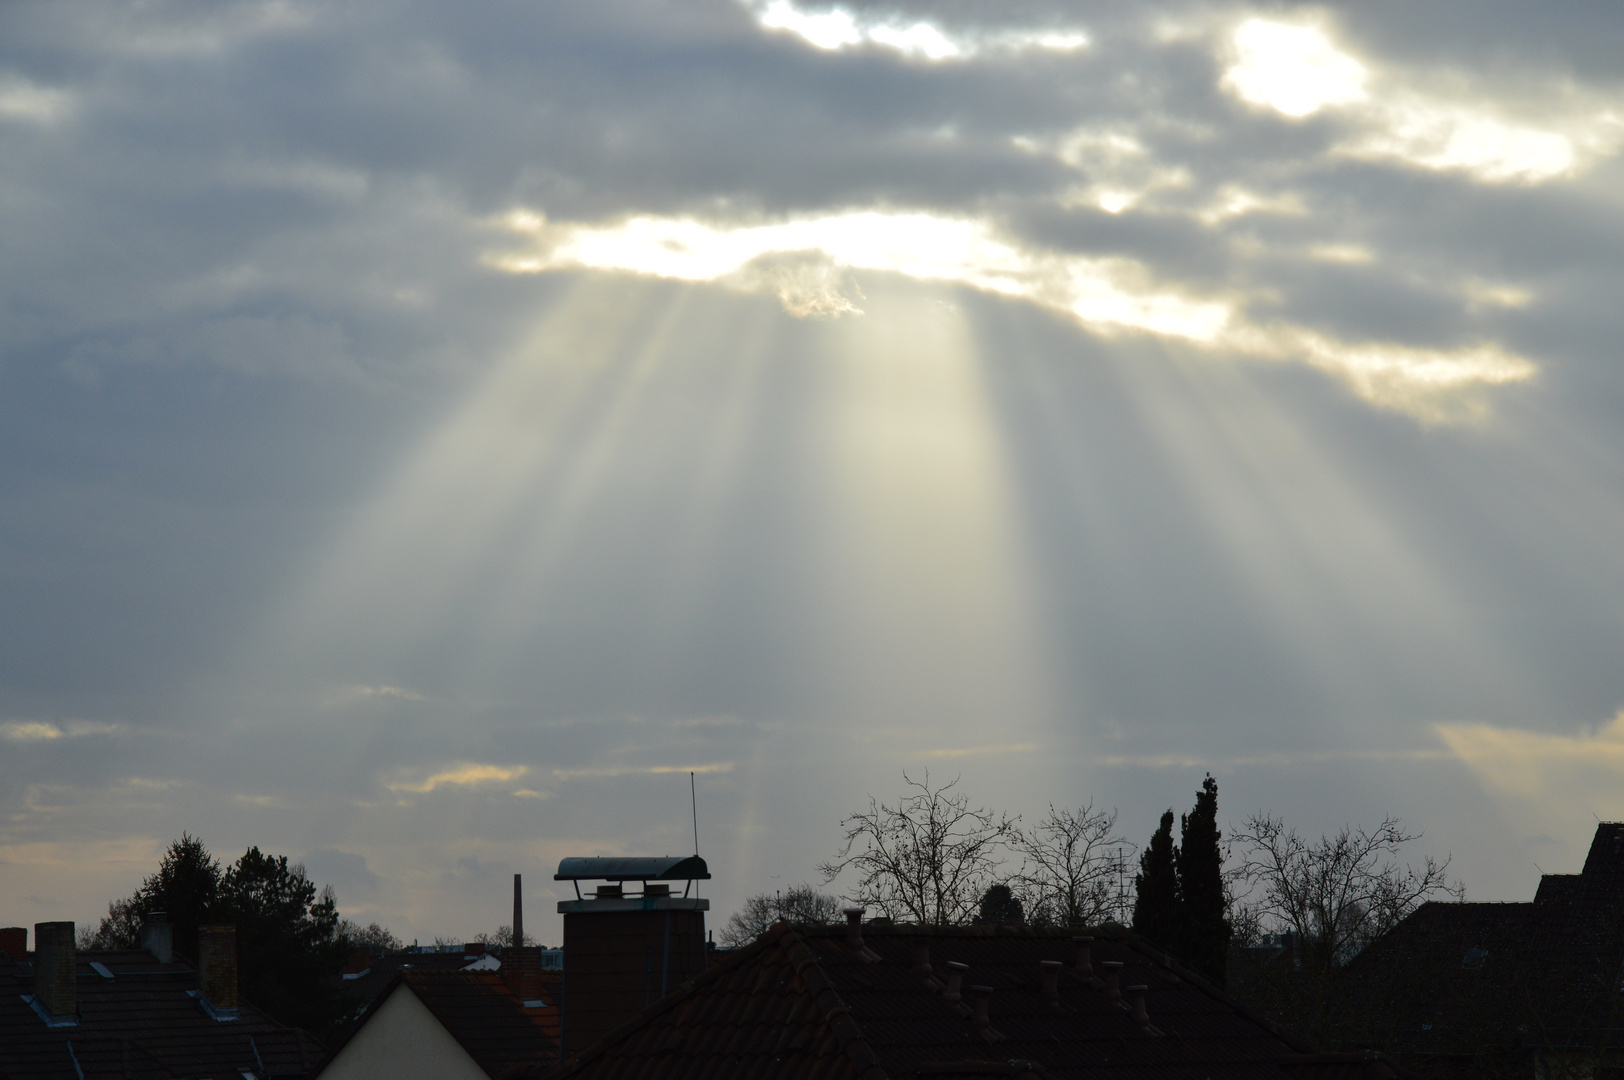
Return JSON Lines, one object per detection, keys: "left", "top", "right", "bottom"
{"left": 1132, "top": 810, "right": 1181, "bottom": 949}
{"left": 1176, "top": 774, "right": 1230, "bottom": 985}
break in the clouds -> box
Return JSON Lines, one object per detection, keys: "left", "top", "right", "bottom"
{"left": 4, "top": 0, "right": 1624, "bottom": 943}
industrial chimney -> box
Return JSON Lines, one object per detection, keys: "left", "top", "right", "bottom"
{"left": 554, "top": 855, "right": 709, "bottom": 1056}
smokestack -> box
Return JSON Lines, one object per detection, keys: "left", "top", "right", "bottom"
{"left": 198, "top": 925, "right": 238, "bottom": 1018}
{"left": 513, "top": 874, "right": 524, "bottom": 948}
{"left": 33, "top": 922, "right": 76, "bottom": 1023}
{"left": 141, "top": 912, "right": 173, "bottom": 964}
{"left": 0, "top": 926, "right": 25, "bottom": 959}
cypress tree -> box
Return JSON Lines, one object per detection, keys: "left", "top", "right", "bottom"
{"left": 1176, "top": 774, "right": 1231, "bottom": 986}
{"left": 1132, "top": 810, "right": 1181, "bottom": 950}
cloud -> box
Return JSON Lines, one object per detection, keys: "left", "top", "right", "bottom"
{"left": 747, "top": 1, "right": 1088, "bottom": 61}
{"left": 1, "top": 720, "right": 124, "bottom": 742}
{"left": 386, "top": 764, "right": 528, "bottom": 794}
{"left": 1438, "top": 712, "right": 1624, "bottom": 801}
{"left": 549, "top": 763, "right": 735, "bottom": 781}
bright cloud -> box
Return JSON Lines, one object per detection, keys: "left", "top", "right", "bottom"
{"left": 492, "top": 208, "right": 1536, "bottom": 418}
{"left": 1224, "top": 19, "right": 1368, "bottom": 117}
{"left": 1438, "top": 713, "right": 1624, "bottom": 822}
{"left": 0, "top": 74, "right": 73, "bottom": 125}
{"left": 387, "top": 763, "right": 528, "bottom": 793}
{"left": 751, "top": 1, "right": 1086, "bottom": 61}
{"left": 1221, "top": 17, "right": 1617, "bottom": 184}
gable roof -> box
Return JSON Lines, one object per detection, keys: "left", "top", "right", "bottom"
{"left": 317, "top": 967, "right": 560, "bottom": 1079}
{"left": 542, "top": 921, "right": 1375, "bottom": 1080}
{"left": 0, "top": 947, "right": 324, "bottom": 1080}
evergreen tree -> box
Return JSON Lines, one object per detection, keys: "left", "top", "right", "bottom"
{"left": 1176, "top": 774, "right": 1231, "bottom": 986}
{"left": 1132, "top": 810, "right": 1181, "bottom": 949}
{"left": 976, "top": 883, "right": 1024, "bottom": 925}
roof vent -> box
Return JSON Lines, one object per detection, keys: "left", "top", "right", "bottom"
{"left": 1040, "top": 960, "right": 1063, "bottom": 1008}
{"left": 1072, "top": 935, "right": 1094, "bottom": 979}
{"left": 1099, "top": 960, "right": 1123, "bottom": 1002}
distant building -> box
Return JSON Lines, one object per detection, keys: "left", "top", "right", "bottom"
{"left": 0, "top": 917, "right": 324, "bottom": 1080}
{"left": 1333, "top": 822, "right": 1624, "bottom": 1079}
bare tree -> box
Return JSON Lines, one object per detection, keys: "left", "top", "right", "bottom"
{"left": 337, "top": 919, "right": 403, "bottom": 954}
{"left": 819, "top": 772, "right": 1020, "bottom": 926}
{"left": 1230, "top": 813, "right": 1462, "bottom": 971}
{"left": 719, "top": 883, "right": 842, "bottom": 947}
{"left": 1012, "top": 802, "right": 1132, "bottom": 928}
{"left": 473, "top": 924, "right": 536, "bottom": 949}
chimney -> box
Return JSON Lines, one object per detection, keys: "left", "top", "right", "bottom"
{"left": 198, "top": 925, "right": 238, "bottom": 1018}
{"left": 555, "top": 856, "right": 710, "bottom": 1056}
{"left": 941, "top": 960, "right": 971, "bottom": 1017}
{"left": 141, "top": 912, "right": 173, "bottom": 963}
{"left": 33, "top": 922, "right": 76, "bottom": 1023}
{"left": 502, "top": 946, "right": 546, "bottom": 1004}
{"left": 1040, "top": 960, "right": 1062, "bottom": 1008}
{"left": 0, "top": 926, "right": 25, "bottom": 959}
{"left": 1127, "top": 984, "right": 1151, "bottom": 1028}
{"left": 1072, "top": 935, "right": 1094, "bottom": 979}
{"left": 513, "top": 874, "right": 524, "bottom": 948}
{"left": 1099, "top": 960, "right": 1122, "bottom": 1002}
{"left": 913, "top": 944, "right": 942, "bottom": 990}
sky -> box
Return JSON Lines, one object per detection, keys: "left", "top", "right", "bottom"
{"left": 4, "top": 0, "right": 1624, "bottom": 947}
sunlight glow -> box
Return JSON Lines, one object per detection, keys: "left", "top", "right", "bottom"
{"left": 0, "top": 75, "right": 73, "bottom": 125}
{"left": 1438, "top": 713, "right": 1624, "bottom": 836}
{"left": 751, "top": 1, "right": 1087, "bottom": 61}
{"left": 495, "top": 209, "right": 1229, "bottom": 342}
{"left": 1224, "top": 19, "right": 1367, "bottom": 118}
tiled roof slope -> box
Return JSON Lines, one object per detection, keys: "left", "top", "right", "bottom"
{"left": 315, "top": 968, "right": 561, "bottom": 1079}
{"left": 0, "top": 948, "right": 324, "bottom": 1080}
{"left": 543, "top": 921, "right": 1381, "bottom": 1080}
{"left": 402, "top": 968, "right": 562, "bottom": 1074}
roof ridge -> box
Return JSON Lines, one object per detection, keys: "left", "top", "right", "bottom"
{"left": 780, "top": 929, "right": 889, "bottom": 1080}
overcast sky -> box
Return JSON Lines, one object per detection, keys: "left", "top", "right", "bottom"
{"left": 5, "top": 0, "right": 1624, "bottom": 946}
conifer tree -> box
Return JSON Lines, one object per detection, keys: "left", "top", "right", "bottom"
{"left": 1132, "top": 810, "right": 1181, "bottom": 949}
{"left": 1176, "top": 774, "right": 1231, "bottom": 986}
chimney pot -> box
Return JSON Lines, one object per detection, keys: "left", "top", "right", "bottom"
{"left": 1040, "top": 959, "right": 1063, "bottom": 1007}
{"left": 1072, "top": 935, "right": 1094, "bottom": 978}
{"left": 33, "top": 922, "right": 76, "bottom": 1022}
{"left": 0, "top": 926, "right": 26, "bottom": 959}
{"left": 1100, "top": 960, "right": 1123, "bottom": 1001}
{"left": 141, "top": 912, "right": 173, "bottom": 964}
{"left": 198, "top": 925, "right": 238, "bottom": 1017}
{"left": 843, "top": 908, "right": 865, "bottom": 948}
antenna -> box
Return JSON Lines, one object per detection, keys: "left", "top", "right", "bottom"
{"left": 691, "top": 771, "right": 701, "bottom": 901}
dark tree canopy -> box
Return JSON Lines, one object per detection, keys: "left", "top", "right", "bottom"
{"left": 1132, "top": 810, "right": 1181, "bottom": 950}
{"left": 1176, "top": 774, "right": 1231, "bottom": 985}
{"left": 91, "top": 835, "right": 371, "bottom": 1040}
{"left": 976, "top": 883, "right": 1025, "bottom": 925}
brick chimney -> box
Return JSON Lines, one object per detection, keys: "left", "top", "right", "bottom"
{"left": 0, "top": 926, "right": 25, "bottom": 959}
{"left": 555, "top": 856, "right": 709, "bottom": 1056}
{"left": 33, "top": 921, "right": 77, "bottom": 1023}
{"left": 502, "top": 946, "right": 547, "bottom": 1004}
{"left": 141, "top": 911, "right": 173, "bottom": 963}
{"left": 197, "top": 924, "right": 238, "bottom": 1018}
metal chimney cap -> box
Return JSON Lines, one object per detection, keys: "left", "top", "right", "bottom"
{"left": 554, "top": 855, "right": 711, "bottom": 881}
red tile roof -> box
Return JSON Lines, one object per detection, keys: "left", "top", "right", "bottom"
{"left": 542, "top": 922, "right": 1358, "bottom": 1080}
{"left": 0, "top": 948, "right": 324, "bottom": 1080}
